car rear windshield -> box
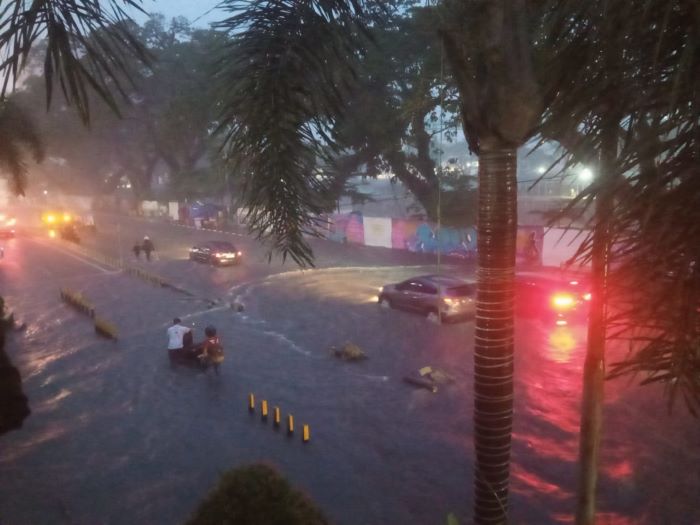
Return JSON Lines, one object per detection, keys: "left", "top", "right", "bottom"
{"left": 208, "top": 242, "right": 235, "bottom": 251}
{"left": 445, "top": 285, "right": 474, "bottom": 297}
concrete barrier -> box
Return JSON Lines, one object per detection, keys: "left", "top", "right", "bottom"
{"left": 94, "top": 317, "right": 118, "bottom": 340}
{"left": 59, "top": 289, "right": 118, "bottom": 340}
{"left": 60, "top": 289, "right": 95, "bottom": 318}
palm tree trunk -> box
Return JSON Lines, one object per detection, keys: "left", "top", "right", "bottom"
{"left": 575, "top": 124, "right": 615, "bottom": 525}
{"left": 474, "top": 143, "right": 517, "bottom": 524}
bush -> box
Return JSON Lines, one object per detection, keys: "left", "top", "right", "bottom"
{"left": 0, "top": 296, "right": 30, "bottom": 436}
{"left": 186, "top": 464, "right": 330, "bottom": 525}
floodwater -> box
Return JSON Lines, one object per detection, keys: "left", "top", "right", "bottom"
{"left": 1, "top": 229, "right": 699, "bottom": 525}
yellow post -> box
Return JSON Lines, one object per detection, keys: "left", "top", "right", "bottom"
{"left": 303, "top": 424, "right": 310, "bottom": 443}
{"left": 261, "top": 400, "right": 268, "bottom": 419}
{"left": 287, "top": 414, "right": 294, "bottom": 434}
{"left": 273, "top": 407, "right": 281, "bottom": 426}
{"left": 248, "top": 393, "right": 255, "bottom": 412}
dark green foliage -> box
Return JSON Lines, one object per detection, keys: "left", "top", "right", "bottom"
{"left": 0, "top": 296, "right": 30, "bottom": 436}
{"left": 540, "top": 0, "right": 700, "bottom": 416}
{"left": 332, "top": 7, "right": 475, "bottom": 225}
{"left": 0, "top": 99, "right": 43, "bottom": 195}
{"left": 214, "top": 0, "right": 390, "bottom": 266}
{"left": 186, "top": 464, "right": 329, "bottom": 525}
{"left": 0, "top": 0, "right": 150, "bottom": 124}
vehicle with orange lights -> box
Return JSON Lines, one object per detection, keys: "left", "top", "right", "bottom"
{"left": 515, "top": 272, "right": 591, "bottom": 325}
{"left": 0, "top": 213, "right": 17, "bottom": 238}
{"left": 41, "top": 210, "right": 76, "bottom": 226}
{"left": 41, "top": 210, "right": 82, "bottom": 242}
{"left": 377, "top": 274, "right": 475, "bottom": 324}
{"left": 189, "top": 241, "right": 242, "bottom": 266}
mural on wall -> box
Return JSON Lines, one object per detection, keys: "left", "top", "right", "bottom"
{"left": 324, "top": 212, "right": 543, "bottom": 264}
{"left": 345, "top": 212, "right": 365, "bottom": 244}
{"left": 363, "top": 217, "right": 392, "bottom": 248}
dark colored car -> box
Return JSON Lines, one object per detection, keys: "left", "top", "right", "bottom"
{"left": 515, "top": 272, "right": 591, "bottom": 325}
{"left": 377, "top": 274, "right": 476, "bottom": 323}
{"left": 189, "top": 241, "right": 242, "bottom": 266}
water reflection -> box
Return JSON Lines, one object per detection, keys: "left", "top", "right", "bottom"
{"left": 547, "top": 326, "right": 577, "bottom": 364}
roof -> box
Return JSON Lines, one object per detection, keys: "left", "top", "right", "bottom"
{"left": 419, "top": 274, "right": 469, "bottom": 286}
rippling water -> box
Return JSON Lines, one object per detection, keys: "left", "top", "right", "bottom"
{"left": 2, "top": 242, "right": 699, "bottom": 524}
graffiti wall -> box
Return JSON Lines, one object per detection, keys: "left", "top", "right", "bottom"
{"left": 323, "top": 213, "right": 552, "bottom": 265}
{"left": 363, "top": 217, "right": 392, "bottom": 248}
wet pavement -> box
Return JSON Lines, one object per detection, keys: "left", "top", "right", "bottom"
{"left": 0, "top": 216, "right": 698, "bottom": 524}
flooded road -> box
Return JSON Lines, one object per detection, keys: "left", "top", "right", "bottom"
{"left": 1, "top": 219, "right": 698, "bottom": 524}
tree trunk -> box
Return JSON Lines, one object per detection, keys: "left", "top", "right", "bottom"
{"left": 575, "top": 124, "right": 615, "bottom": 525}
{"left": 473, "top": 143, "right": 517, "bottom": 525}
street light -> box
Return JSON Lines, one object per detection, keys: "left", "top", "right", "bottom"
{"left": 579, "top": 167, "right": 594, "bottom": 182}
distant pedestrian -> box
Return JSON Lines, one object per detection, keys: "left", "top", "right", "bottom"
{"left": 132, "top": 242, "right": 141, "bottom": 259}
{"left": 142, "top": 236, "right": 155, "bottom": 261}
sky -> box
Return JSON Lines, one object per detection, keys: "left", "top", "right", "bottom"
{"left": 130, "top": 0, "right": 224, "bottom": 27}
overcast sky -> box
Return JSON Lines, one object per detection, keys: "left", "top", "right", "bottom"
{"left": 131, "top": 0, "right": 223, "bottom": 27}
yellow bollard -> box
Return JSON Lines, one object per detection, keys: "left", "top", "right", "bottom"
{"left": 261, "top": 400, "right": 268, "bottom": 419}
{"left": 248, "top": 393, "right": 255, "bottom": 412}
{"left": 287, "top": 414, "right": 294, "bottom": 434}
{"left": 302, "top": 424, "right": 310, "bottom": 443}
{"left": 273, "top": 407, "right": 281, "bottom": 427}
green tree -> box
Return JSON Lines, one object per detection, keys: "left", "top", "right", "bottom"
{"left": 0, "top": 99, "right": 43, "bottom": 195}
{"left": 11, "top": 15, "right": 223, "bottom": 199}
{"left": 540, "top": 2, "right": 700, "bottom": 522}
{"left": 333, "top": 7, "right": 474, "bottom": 225}
{"left": 0, "top": 0, "right": 149, "bottom": 124}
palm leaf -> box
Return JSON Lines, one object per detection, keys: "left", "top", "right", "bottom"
{"left": 0, "top": 0, "right": 151, "bottom": 124}
{"left": 213, "top": 0, "right": 390, "bottom": 266}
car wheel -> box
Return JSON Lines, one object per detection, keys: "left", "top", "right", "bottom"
{"left": 379, "top": 296, "right": 392, "bottom": 309}
{"left": 426, "top": 309, "right": 442, "bottom": 324}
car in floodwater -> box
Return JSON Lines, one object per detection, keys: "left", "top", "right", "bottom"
{"left": 515, "top": 272, "right": 591, "bottom": 325}
{"left": 0, "top": 213, "right": 16, "bottom": 238}
{"left": 377, "top": 274, "right": 476, "bottom": 323}
{"left": 189, "top": 241, "right": 242, "bottom": 266}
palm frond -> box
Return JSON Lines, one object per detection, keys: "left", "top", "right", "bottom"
{"left": 0, "top": 0, "right": 151, "bottom": 124}
{"left": 213, "top": 0, "right": 390, "bottom": 266}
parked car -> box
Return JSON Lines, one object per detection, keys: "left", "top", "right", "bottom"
{"left": 377, "top": 274, "right": 476, "bottom": 323}
{"left": 0, "top": 213, "right": 16, "bottom": 238}
{"left": 515, "top": 272, "right": 591, "bottom": 325}
{"left": 189, "top": 241, "right": 242, "bottom": 266}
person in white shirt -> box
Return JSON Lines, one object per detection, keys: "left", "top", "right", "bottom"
{"left": 167, "top": 318, "right": 191, "bottom": 357}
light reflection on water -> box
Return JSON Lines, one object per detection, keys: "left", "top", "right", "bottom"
{"left": 2, "top": 259, "right": 700, "bottom": 524}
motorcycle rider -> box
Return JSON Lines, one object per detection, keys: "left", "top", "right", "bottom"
{"left": 166, "top": 318, "right": 191, "bottom": 358}
{"left": 196, "top": 325, "right": 225, "bottom": 374}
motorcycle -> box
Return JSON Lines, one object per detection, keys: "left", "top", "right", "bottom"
{"left": 168, "top": 325, "right": 224, "bottom": 373}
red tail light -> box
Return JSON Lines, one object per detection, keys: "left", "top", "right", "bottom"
{"left": 552, "top": 293, "right": 575, "bottom": 310}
